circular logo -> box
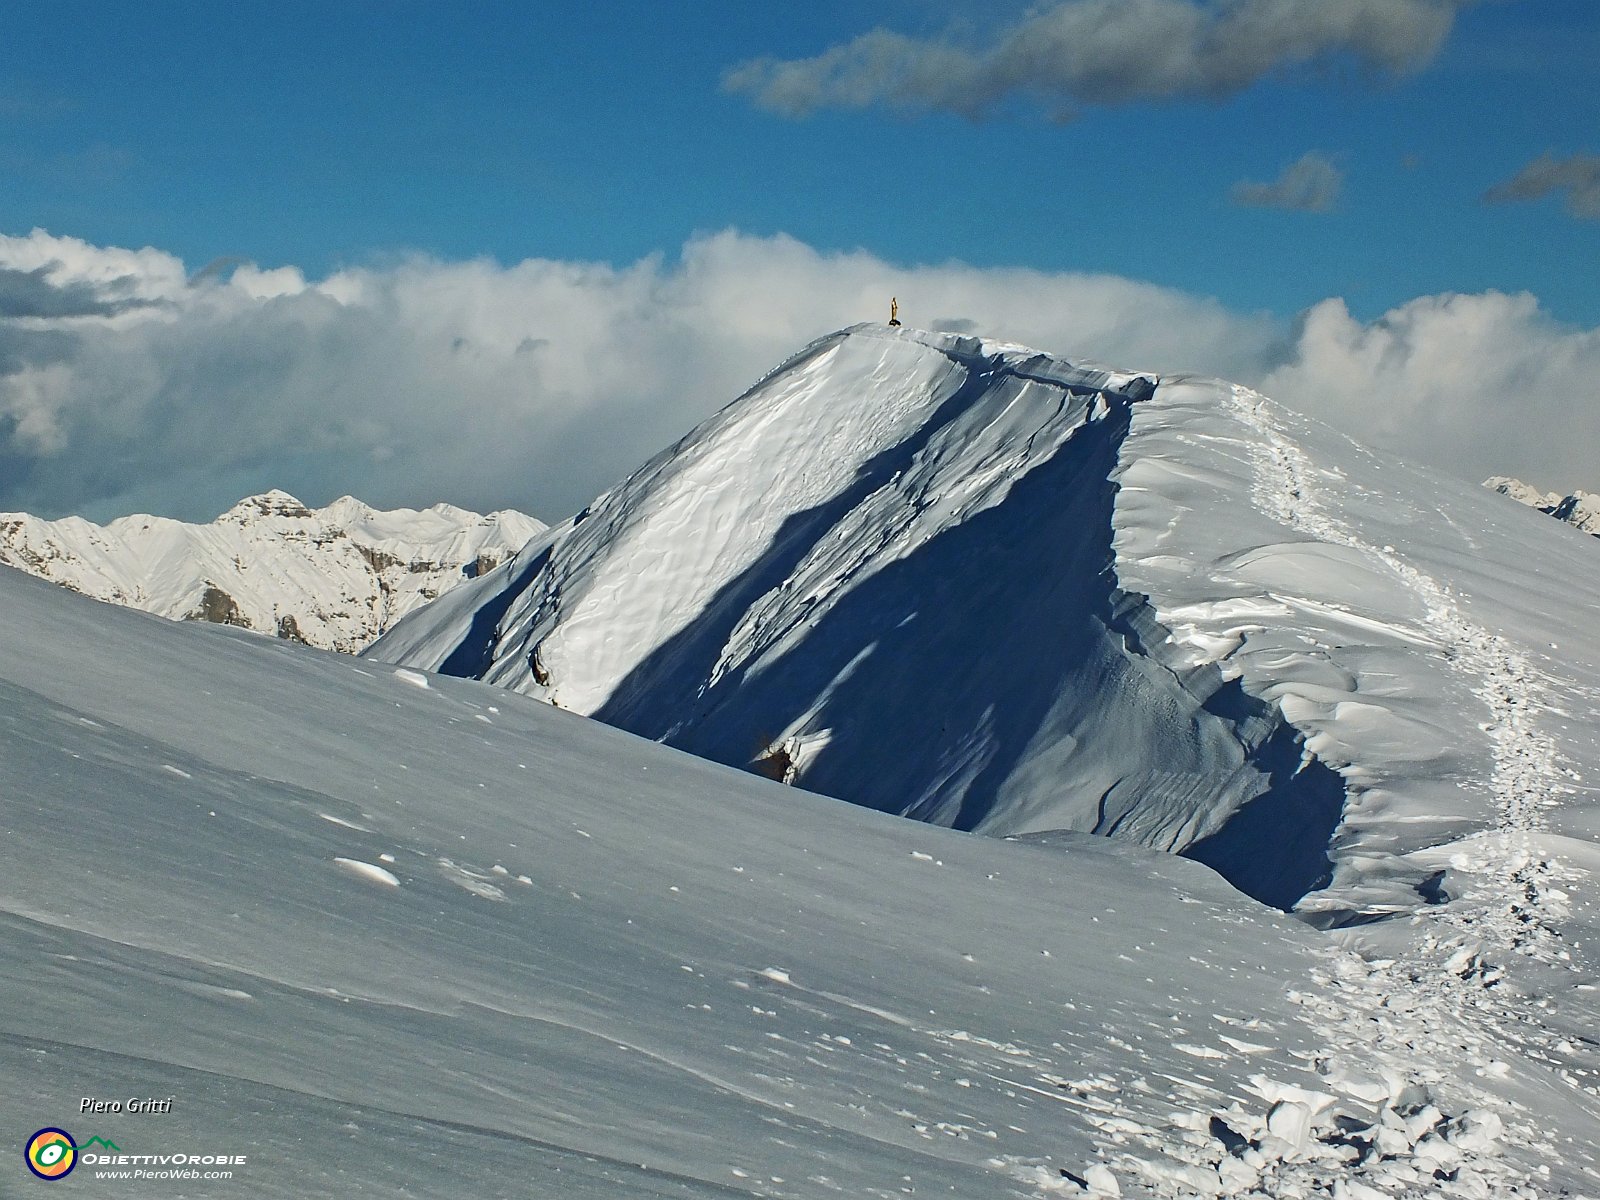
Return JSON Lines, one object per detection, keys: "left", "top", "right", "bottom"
{"left": 25, "top": 1129, "right": 77, "bottom": 1181}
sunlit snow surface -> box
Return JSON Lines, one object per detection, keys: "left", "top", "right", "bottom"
{"left": 0, "top": 569, "right": 1327, "bottom": 1196}
{"left": 374, "top": 325, "right": 1600, "bottom": 921}
{"left": 2, "top": 561, "right": 1598, "bottom": 1192}
{"left": 7, "top": 324, "right": 1600, "bottom": 1196}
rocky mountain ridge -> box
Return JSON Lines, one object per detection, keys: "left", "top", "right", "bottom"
{"left": 1485, "top": 475, "right": 1600, "bottom": 537}
{"left": 0, "top": 489, "right": 544, "bottom": 652}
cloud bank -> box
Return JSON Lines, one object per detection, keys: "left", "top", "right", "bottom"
{"left": 1486, "top": 153, "right": 1600, "bottom": 221}
{"left": 2, "top": 227, "right": 1597, "bottom": 525}
{"left": 1231, "top": 152, "right": 1344, "bottom": 211}
{"left": 1261, "top": 291, "right": 1600, "bottom": 494}
{"left": 724, "top": 0, "right": 1467, "bottom": 118}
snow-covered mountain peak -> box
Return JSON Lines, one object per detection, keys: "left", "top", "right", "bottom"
{"left": 1486, "top": 475, "right": 1600, "bottom": 537}
{"left": 0, "top": 492, "right": 546, "bottom": 653}
{"left": 220, "top": 488, "right": 319, "bottom": 522}
{"left": 1484, "top": 475, "right": 1560, "bottom": 510}
{"left": 380, "top": 322, "right": 1152, "bottom": 707}
{"left": 321, "top": 493, "right": 376, "bottom": 522}
{"left": 374, "top": 323, "right": 1600, "bottom": 932}
{"left": 6, "top": 324, "right": 1599, "bottom": 1198}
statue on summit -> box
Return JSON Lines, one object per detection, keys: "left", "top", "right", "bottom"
{"left": 889, "top": 297, "right": 901, "bottom": 327}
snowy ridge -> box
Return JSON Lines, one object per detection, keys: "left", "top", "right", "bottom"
{"left": 1486, "top": 475, "right": 1600, "bottom": 538}
{"left": 375, "top": 326, "right": 1306, "bottom": 877}
{"left": 1109, "top": 382, "right": 1600, "bottom": 1196}
{"left": 0, "top": 489, "right": 544, "bottom": 652}
{"left": 4, "top": 563, "right": 1598, "bottom": 1198}
{"left": 1116, "top": 380, "right": 1600, "bottom": 921}
{"left": 373, "top": 324, "right": 1600, "bottom": 928}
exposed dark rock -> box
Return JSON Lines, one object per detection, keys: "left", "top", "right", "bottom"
{"left": 356, "top": 545, "right": 404, "bottom": 572}
{"left": 190, "top": 584, "right": 250, "bottom": 628}
{"left": 276, "top": 614, "right": 311, "bottom": 644}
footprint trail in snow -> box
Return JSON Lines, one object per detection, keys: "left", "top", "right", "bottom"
{"left": 1072, "top": 385, "right": 1598, "bottom": 1199}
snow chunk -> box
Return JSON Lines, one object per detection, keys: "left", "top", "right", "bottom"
{"left": 1084, "top": 1163, "right": 1120, "bottom": 1196}
{"left": 333, "top": 857, "right": 400, "bottom": 888}
{"left": 437, "top": 858, "right": 507, "bottom": 900}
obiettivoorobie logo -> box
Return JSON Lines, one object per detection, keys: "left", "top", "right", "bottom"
{"left": 23, "top": 1126, "right": 244, "bottom": 1183}
{"left": 26, "top": 1128, "right": 100, "bottom": 1181}
{"left": 24, "top": 1130, "right": 122, "bottom": 1182}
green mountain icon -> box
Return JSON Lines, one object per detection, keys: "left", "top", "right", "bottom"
{"left": 77, "top": 1136, "right": 121, "bottom": 1152}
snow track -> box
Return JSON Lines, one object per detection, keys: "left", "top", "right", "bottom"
{"left": 1093, "top": 384, "right": 1596, "bottom": 1200}
{"left": 364, "top": 325, "right": 1600, "bottom": 1196}
{"left": 1227, "top": 382, "right": 1571, "bottom": 962}
{"left": 1054, "top": 379, "right": 1600, "bottom": 1198}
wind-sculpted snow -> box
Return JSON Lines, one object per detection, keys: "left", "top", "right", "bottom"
{"left": 361, "top": 321, "right": 1600, "bottom": 1190}
{"left": 3, "top": 566, "right": 1597, "bottom": 1198}
{"left": 1112, "top": 383, "right": 1600, "bottom": 1195}
{"left": 374, "top": 323, "right": 1600, "bottom": 927}
{"left": 373, "top": 326, "right": 1346, "bottom": 911}
{"left": 0, "top": 489, "right": 544, "bottom": 653}
{"left": 1114, "top": 380, "right": 1600, "bottom": 923}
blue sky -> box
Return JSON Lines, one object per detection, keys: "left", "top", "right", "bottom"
{"left": 4, "top": 0, "right": 1595, "bottom": 322}
{"left": 1, "top": 1, "right": 1598, "bottom": 522}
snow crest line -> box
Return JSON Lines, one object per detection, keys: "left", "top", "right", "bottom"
{"left": 1226, "top": 382, "right": 1570, "bottom": 956}
{"left": 1064, "top": 385, "right": 1588, "bottom": 1200}
{"left": 1114, "top": 382, "right": 1584, "bottom": 1200}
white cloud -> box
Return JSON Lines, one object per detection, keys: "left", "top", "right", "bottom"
{"left": 0, "top": 227, "right": 1275, "bottom": 523}
{"left": 1231, "top": 152, "right": 1344, "bottom": 212}
{"left": 0, "top": 228, "right": 187, "bottom": 302}
{"left": 1, "top": 226, "right": 1597, "bottom": 524}
{"left": 231, "top": 264, "right": 310, "bottom": 300}
{"left": 1261, "top": 291, "right": 1600, "bottom": 492}
{"left": 1, "top": 363, "right": 74, "bottom": 453}
{"left": 725, "top": 0, "right": 1466, "bottom": 118}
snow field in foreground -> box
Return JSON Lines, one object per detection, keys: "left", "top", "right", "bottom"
{"left": 2, "top": 565, "right": 1597, "bottom": 1196}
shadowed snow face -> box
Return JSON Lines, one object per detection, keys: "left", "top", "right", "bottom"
{"left": 4, "top": 487, "right": 1598, "bottom": 1198}
{"left": 372, "top": 325, "right": 1600, "bottom": 934}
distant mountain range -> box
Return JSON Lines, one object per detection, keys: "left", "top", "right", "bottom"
{"left": 0, "top": 490, "right": 544, "bottom": 653}
{"left": 1484, "top": 476, "right": 1600, "bottom": 538}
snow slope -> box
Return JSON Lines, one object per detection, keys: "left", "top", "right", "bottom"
{"left": 371, "top": 324, "right": 1600, "bottom": 925}
{"left": 0, "top": 490, "right": 544, "bottom": 652}
{"left": 2, "top": 564, "right": 1596, "bottom": 1198}
{"left": 1486, "top": 476, "right": 1600, "bottom": 538}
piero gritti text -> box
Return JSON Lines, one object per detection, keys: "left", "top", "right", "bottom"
{"left": 80, "top": 1095, "right": 175, "bottom": 1115}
